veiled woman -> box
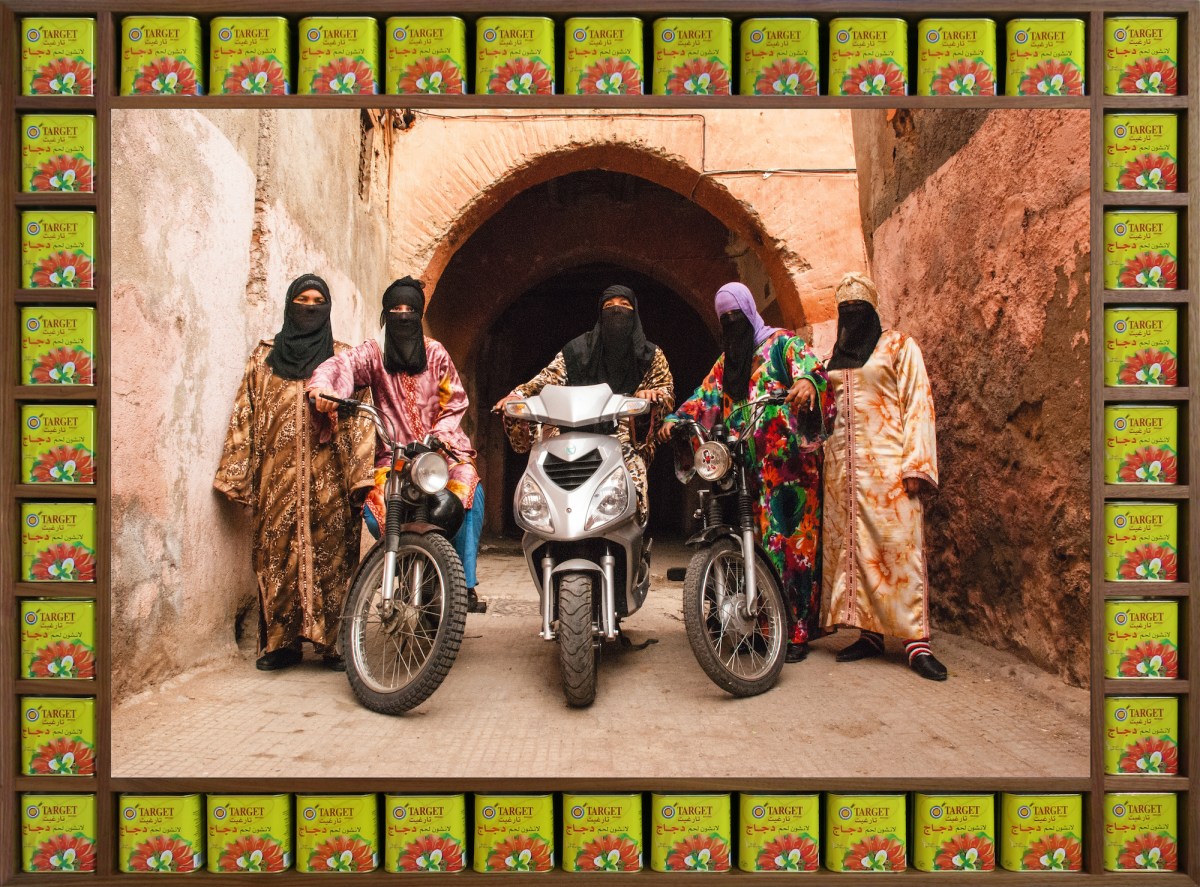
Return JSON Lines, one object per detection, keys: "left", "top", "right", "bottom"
{"left": 214, "top": 274, "right": 375, "bottom": 671}
{"left": 662, "top": 282, "right": 835, "bottom": 662}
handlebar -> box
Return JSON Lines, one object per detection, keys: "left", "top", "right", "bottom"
{"left": 670, "top": 393, "right": 788, "bottom": 444}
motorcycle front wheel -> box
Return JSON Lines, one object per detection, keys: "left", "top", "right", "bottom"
{"left": 682, "top": 537, "right": 785, "bottom": 697}
{"left": 341, "top": 532, "right": 467, "bottom": 715}
{"left": 556, "top": 572, "right": 599, "bottom": 707}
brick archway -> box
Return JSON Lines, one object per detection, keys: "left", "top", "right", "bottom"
{"left": 416, "top": 139, "right": 803, "bottom": 340}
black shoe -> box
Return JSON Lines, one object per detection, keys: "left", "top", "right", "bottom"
{"left": 256, "top": 646, "right": 302, "bottom": 671}
{"left": 910, "top": 651, "right": 948, "bottom": 681}
{"left": 785, "top": 642, "right": 809, "bottom": 663}
{"left": 836, "top": 635, "right": 885, "bottom": 662}
{"left": 321, "top": 653, "right": 346, "bottom": 672}
{"left": 467, "top": 588, "right": 488, "bottom": 614}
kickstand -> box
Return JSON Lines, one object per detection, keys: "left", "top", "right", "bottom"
{"left": 618, "top": 632, "right": 658, "bottom": 651}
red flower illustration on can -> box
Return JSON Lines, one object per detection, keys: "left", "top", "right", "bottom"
{"left": 31, "top": 155, "right": 93, "bottom": 192}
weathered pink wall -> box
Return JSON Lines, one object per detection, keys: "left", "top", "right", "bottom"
{"left": 852, "top": 109, "right": 1091, "bottom": 685}
{"left": 110, "top": 109, "right": 391, "bottom": 699}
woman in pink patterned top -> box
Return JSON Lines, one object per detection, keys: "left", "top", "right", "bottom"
{"left": 308, "top": 277, "right": 486, "bottom": 612}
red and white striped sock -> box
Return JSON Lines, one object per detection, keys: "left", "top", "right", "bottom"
{"left": 905, "top": 638, "right": 933, "bottom": 663}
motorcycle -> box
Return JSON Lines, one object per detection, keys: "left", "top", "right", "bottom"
{"left": 503, "top": 383, "right": 652, "bottom": 707}
{"left": 320, "top": 395, "right": 468, "bottom": 715}
{"left": 669, "top": 395, "right": 792, "bottom": 697}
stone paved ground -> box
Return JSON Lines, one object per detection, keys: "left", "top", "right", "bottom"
{"left": 112, "top": 543, "right": 1089, "bottom": 779}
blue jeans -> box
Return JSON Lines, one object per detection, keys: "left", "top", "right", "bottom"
{"left": 452, "top": 485, "right": 484, "bottom": 589}
{"left": 362, "top": 486, "right": 484, "bottom": 589}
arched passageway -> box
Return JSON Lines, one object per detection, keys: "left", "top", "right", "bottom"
{"left": 426, "top": 167, "right": 792, "bottom": 536}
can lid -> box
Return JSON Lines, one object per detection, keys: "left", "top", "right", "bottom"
{"left": 122, "top": 15, "right": 201, "bottom": 26}
{"left": 653, "top": 16, "right": 733, "bottom": 26}
{"left": 211, "top": 16, "right": 289, "bottom": 26}
{"left": 477, "top": 15, "right": 555, "bottom": 26}
{"left": 830, "top": 17, "right": 909, "bottom": 26}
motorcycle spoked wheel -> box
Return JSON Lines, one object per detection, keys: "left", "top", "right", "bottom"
{"left": 341, "top": 532, "right": 467, "bottom": 715}
{"left": 682, "top": 537, "right": 785, "bottom": 697}
{"left": 556, "top": 572, "right": 599, "bottom": 708}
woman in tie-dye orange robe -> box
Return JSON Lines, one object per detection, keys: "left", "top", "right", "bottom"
{"left": 820, "top": 329, "right": 939, "bottom": 647}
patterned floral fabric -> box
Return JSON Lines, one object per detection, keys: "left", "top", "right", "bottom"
{"left": 669, "top": 331, "right": 834, "bottom": 642}
{"left": 214, "top": 341, "right": 376, "bottom": 653}
{"left": 821, "top": 329, "right": 938, "bottom": 640}
{"left": 503, "top": 348, "right": 674, "bottom": 524}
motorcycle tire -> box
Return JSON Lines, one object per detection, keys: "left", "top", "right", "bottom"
{"left": 682, "top": 537, "right": 786, "bottom": 697}
{"left": 557, "top": 571, "right": 599, "bottom": 707}
{"left": 341, "top": 532, "right": 467, "bottom": 715}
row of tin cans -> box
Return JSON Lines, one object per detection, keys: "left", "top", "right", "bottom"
{"left": 22, "top": 15, "right": 1181, "bottom": 97}
{"left": 17, "top": 791, "right": 1181, "bottom": 873}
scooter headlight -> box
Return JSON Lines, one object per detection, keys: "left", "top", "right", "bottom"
{"left": 694, "top": 441, "right": 731, "bottom": 481}
{"left": 585, "top": 467, "right": 630, "bottom": 531}
{"left": 518, "top": 476, "right": 553, "bottom": 532}
{"left": 410, "top": 451, "right": 450, "bottom": 494}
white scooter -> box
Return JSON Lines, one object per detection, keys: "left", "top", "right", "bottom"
{"left": 504, "top": 384, "right": 652, "bottom": 707}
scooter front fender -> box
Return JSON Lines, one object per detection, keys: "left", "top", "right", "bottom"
{"left": 685, "top": 525, "right": 739, "bottom": 549}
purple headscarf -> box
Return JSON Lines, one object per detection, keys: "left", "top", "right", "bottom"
{"left": 714, "top": 282, "right": 781, "bottom": 346}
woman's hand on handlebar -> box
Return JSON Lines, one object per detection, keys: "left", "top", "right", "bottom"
{"left": 657, "top": 418, "right": 679, "bottom": 443}
{"left": 306, "top": 387, "right": 341, "bottom": 415}
{"left": 785, "top": 378, "right": 818, "bottom": 411}
{"left": 492, "top": 393, "right": 519, "bottom": 415}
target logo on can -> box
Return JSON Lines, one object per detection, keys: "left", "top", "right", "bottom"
{"left": 1017, "top": 805, "right": 1032, "bottom": 819}
{"left": 926, "top": 30, "right": 940, "bottom": 43}
{"left": 129, "top": 28, "right": 143, "bottom": 41}
{"left": 751, "top": 805, "right": 766, "bottom": 819}
{"left": 27, "top": 222, "right": 41, "bottom": 236}
{"left": 1113, "top": 124, "right": 1128, "bottom": 139}
{"left": 1014, "top": 30, "right": 1029, "bottom": 44}
{"left": 1114, "top": 611, "right": 1129, "bottom": 626}
{"left": 1113, "top": 417, "right": 1127, "bottom": 430}
{"left": 661, "top": 29, "right": 676, "bottom": 43}
{"left": 570, "top": 805, "right": 585, "bottom": 819}
{"left": 750, "top": 30, "right": 764, "bottom": 44}
{"left": 573, "top": 28, "right": 587, "bottom": 42}
{"left": 1113, "top": 28, "right": 1128, "bottom": 42}
{"left": 661, "top": 805, "right": 676, "bottom": 819}
{"left": 27, "top": 416, "right": 41, "bottom": 430}
{"left": 307, "top": 28, "right": 321, "bottom": 42}
{"left": 838, "top": 806, "right": 852, "bottom": 820}
{"left": 27, "top": 125, "right": 42, "bottom": 139}
{"left": 25, "top": 611, "right": 39, "bottom": 625}
{"left": 218, "top": 28, "right": 233, "bottom": 42}
{"left": 1114, "top": 514, "right": 1128, "bottom": 528}
{"left": 1114, "top": 222, "right": 1128, "bottom": 236}
{"left": 481, "top": 805, "right": 497, "bottom": 820}
{"left": 836, "top": 29, "right": 851, "bottom": 44}
{"left": 482, "top": 28, "right": 498, "bottom": 43}
{"left": 212, "top": 806, "right": 228, "bottom": 820}
{"left": 123, "top": 806, "right": 138, "bottom": 821}
{"left": 393, "top": 806, "right": 407, "bottom": 820}
{"left": 393, "top": 27, "right": 408, "bottom": 42}
{"left": 929, "top": 805, "right": 944, "bottom": 819}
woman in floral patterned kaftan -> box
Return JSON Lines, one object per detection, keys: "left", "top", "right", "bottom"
{"left": 661, "top": 282, "right": 835, "bottom": 662}
{"left": 214, "top": 274, "right": 376, "bottom": 672}
{"left": 819, "top": 272, "right": 948, "bottom": 681}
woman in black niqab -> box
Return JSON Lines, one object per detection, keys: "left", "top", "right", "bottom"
{"left": 561, "top": 284, "right": 658, "bottom": 395}
{"left": 265, "top": 274, "right": 334, "bottom": 380}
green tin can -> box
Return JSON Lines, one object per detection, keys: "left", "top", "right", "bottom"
{"left": 1104, "top": 501, "right": 1179, "bottom": 582}
{"left": 22, "top": 18, "right": 94, "bottom": 96}
{"left": 21, "top": 502, "right": 96, "bottom": 583}
{"left": 476, "top": 17, "right": 555, "bottom": 96}
{"left": 21, "top": 404, "right": 96, "bottom": 485}
{"left": 1105, "top": 600, "right": 1179, "bottom": 678}
{"left": 917, "top": 19, "right": 997, "bottom": 96}
{"left": 652, "top": 18, "right": 733, "bottom": 96}
{"left": 295, "top": 795, "right": 378, "bottom": 872}
{"left": 384, "top": 794, "right": 468, "bottom": 873}
{"left": 562, "top": 794, "right": 642, "bottom": 871}
{"left": 1105, "top": 18, "right": 1178, "bottom": 95}
{"left": 565, "top": 18, "right": 644, "bottom": 95}
{"left": 21, "top": 600, "right": 96, "bottom": 679}
{"left": 1104, "top": 307, "right": 1178, "bottom": 386}
{"left": 829, "top": 18, "right": 908, "bottom": 96}
{"left": 119, "top": 794, "right": 205, "bottom": 872}
{"left": 912, "top": 794, "right": 995, "bottom": 872}
{"left": 210, "top": 17, "right": 290, "bottom": 96}
{"left": 385, "top": 17, "right": 467, "bottom": 95}
{"left": 207, "top": 795, "right": 292, "bottom": 873}
{"left": 1005, "top": 19, "right": 1086, "bottom": 96}
{"left": 21, "top": 697, "right": 95, "bottom": 777}
{"left": 1103, "top": 794, "right": 1178, "bottom": 871}
{"left": 473, "top": 794, "right": 554, "bottom": 873}
{"left": 1105, "top": 697, "right": 1179, "bottom": 775}
{"left": 21, "top": 306, "right": 95, "bottom": 387}
{"left": 21, "top": 115, "right": 94, "bottom": 193}
{"left": 1104, "top": 405, "right": 1178, "bottom": 484}
{"left": 299, "top": 18, "right": 379, "bottom": 95}
{"left": 1105, "top": 115, "right": 1178, "bottom": 191}
{"left": 21, "top": 210, "right": 94, "bottom": 290}
{"left": 649, "top": 793, "right": 731, "bottom": 872}
{"left": 121, "top": 16, "right": 203, "bottom": 95}
{"left": 1104, "top": 210, "right": 1179, "bottom": 290}
{"left": 737, "top": 793, "right": 820, "bottom": 872}
{"left": 999, "top": 794, "right": 1083, "bottom": 872}
{"left": 825, "top": 794, "right": 906, "bottom": 872}
{"left": 22, "top": 793, "right": 97, "bottom": 872}
{"left": 740, "top": 19, "right": 820, "bottom": 96}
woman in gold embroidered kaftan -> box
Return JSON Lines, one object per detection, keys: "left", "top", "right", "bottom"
{"left": 214, "top": 274, "right": 375, "bottom": 671}
{"left": 820, "top": 272, "right": 948, "bottom": 681}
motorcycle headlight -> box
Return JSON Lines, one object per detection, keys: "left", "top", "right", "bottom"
{"left": 518, "top": 476, "right": 553, "bottom": 532}
{"left": 410, "top": 451, "right": 449, "bottom": 494}
{"left": 694, "top": 441, "right": 731, "bottom": 481}
{"left": 585, "top": 467, "right": 630, "bottom": 531}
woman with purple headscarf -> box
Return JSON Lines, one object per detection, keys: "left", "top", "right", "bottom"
{"left": 662, "top": 283, "right": 836, "bottom": 662}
